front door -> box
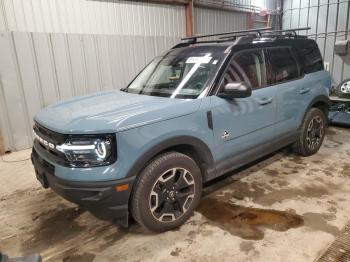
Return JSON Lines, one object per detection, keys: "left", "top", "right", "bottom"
{"left": 210, "top": 49, "right": 277, "bottom": 176}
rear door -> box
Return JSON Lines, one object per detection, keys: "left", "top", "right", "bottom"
{"left": 266, "top": 47, "right": 306, "bottom": 138}
{"left": 211, "top": 49, "right": 278, "bottom": 175}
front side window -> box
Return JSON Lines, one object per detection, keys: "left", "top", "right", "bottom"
{"left": 223, "top": 49, "right": 266, "bottom": 89}
{"left": 125, "top": 53, "right": 225, "bottom": 99}
{"left": 267, "top": 47, "right": 300, "bottom": 84}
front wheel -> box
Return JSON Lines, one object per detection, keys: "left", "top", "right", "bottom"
{"left": 293, "top": 108, "right": 327, "bottom": 156}
{"left": 131, "top": 152, "right": 202, "bottom": 232}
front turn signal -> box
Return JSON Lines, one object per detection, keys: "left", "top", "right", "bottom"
{"left": 115, "top": 184, "right": 129, "bottom": 192}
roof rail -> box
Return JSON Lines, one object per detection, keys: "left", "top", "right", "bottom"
{"left": 181, "top": 27, "right": 272, "bottom": 43}
{"left": 261, "top": 27, "right": 311, "bottom": 37}
{"left": 171, "top": 27, "right": 312, "bottom": 49}
{"left": 219, "top": 32, "right": 260, "bottom": 40}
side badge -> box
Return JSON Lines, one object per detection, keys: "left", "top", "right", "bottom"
{"left": 221, "top": 131, "right": 230, "bottom": 140}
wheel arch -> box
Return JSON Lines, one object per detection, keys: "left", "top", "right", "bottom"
{"left": 126, "top": 136, "right": 216, "bottom": 182}
{"left": 301, "top": 95, "right": 330, "bottom": 128}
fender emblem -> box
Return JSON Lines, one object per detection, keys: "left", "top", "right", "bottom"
{"left": 221, "top": 131, "right": 230, "bottom": 140}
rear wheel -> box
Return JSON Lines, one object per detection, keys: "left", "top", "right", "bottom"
{"left": 293, "top": 108, "right": 327, "bottom": 156}
{"left": 131, "top": 152, "right": 202, "bottom": 232}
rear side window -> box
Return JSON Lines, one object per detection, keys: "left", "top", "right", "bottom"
{"left": 267, "top": 47, "right": 300, "bottom": 84}
{"left": 297, "top": 42, "right": 324, "bottom": 73}
{"left": 223, "top": 49, "right": 266, "bottom": 89}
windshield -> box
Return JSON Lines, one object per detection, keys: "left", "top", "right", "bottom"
{"left": 124, "top": 53, "right": 225, "bottom": 99}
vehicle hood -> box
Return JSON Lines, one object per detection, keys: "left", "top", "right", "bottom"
{"left": 35, "top": 90, "right": 201, "bottom": 134}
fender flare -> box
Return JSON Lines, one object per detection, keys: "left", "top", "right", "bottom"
{"left": 125, "top": 135, "right": 215, "bottom": 179}
{"left": 306, "top": 95, "right": 331, "bottom": 111}
{"left": 300, "top": 95, "right": 331, "bottom": 128}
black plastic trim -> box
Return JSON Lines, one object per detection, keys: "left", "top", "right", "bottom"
{"left": 207, "top": 111, "right": 213, "bottom": 130}
{"left": 125, "top": 136, "right": 216, "bottom": 181}
{"left": 31, "top": 148, "right": 133, "bottom": 227}
{"left": 301, "top": 95, "right": 331, "bottom": 127}
{"left": 214, "top": 131, "right": 298, "bottom": 179}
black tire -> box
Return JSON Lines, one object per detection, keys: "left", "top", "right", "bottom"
{"left": 293, "top": 108, "right": 327, "bottom": 156}
{"left": 131, "top": 151, "right": 202, "bottom": 232}
{"left": 336, "top": 79, "right": 350, "bottom": 98}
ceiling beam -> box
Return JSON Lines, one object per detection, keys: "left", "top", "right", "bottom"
{"left": 194, "top": 1, "right": 256, "bottom": 14}
{"left": 133, "top": 0, "right": 189, "bottom": 5}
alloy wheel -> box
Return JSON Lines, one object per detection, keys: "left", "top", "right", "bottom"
{"left": 306, "top": 115, "right": 324, "bottom": 150}
{"left": 149, "top": 168, "right": 195, "bottom": 222}
{"left": 340, "top": 81, "right": 350, "bottom": 94}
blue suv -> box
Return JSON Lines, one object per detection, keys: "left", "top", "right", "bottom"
{"left": 31, "top": 28, "right": 331, "bottom": 232}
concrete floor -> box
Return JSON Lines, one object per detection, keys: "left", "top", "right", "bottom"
{"left": 1, "top": 127, "right": 350, "bottom": 262}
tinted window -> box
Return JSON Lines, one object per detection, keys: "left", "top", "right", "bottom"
{"left": 297, "top": 42, "right": 324, "bottom": 73}
{"left": 267, "top": 48, "right": 300, "bottom": 84}
{"left": 223, "top": 50, "right": 266, "bottom": 89}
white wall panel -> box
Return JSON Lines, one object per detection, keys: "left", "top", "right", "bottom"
{"left": 0, "top": 33, "right": 32, "bottom": 150}
{"left": 0, "top": 0, "right": 186, "bottom": 36}
{"left": 194, "top": 7, "right": 248, "bottom": 35}
{"left": 0, "top": 32, "right": 180, "bottom": 151}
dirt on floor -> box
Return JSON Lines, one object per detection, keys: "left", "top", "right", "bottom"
{"left": 1, "top": 127, "right": 350, "bottom": 262}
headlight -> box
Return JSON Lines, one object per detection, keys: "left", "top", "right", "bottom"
{"left": 56, "top": 135, "right": 116, "bottom": 167}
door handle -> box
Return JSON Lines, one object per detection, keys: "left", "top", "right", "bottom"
{"left": 257, "top": 97, "right": 273, "bottom": 105}
{"left": 299, "top": 88, "right": 310, "bottom": 94}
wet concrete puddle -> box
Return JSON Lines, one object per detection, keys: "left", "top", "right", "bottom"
{"left": 197, "top": 198, "right": 304, "bottom": 240}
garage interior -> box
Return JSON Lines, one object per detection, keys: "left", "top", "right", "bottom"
{"left": 1, "top": 0, "right": 350, "bottom": 261}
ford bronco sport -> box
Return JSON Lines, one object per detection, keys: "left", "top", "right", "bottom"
{"left": 31, "top": 27, "right": 331, "bottom": 232}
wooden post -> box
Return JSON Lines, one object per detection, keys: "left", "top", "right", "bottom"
{"left": 247, "top": 12, "right": 253, "bottom": 29}
{"left": 186, "top": 0, "right": 194, "bottom": 37}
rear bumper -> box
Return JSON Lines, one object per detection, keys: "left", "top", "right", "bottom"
{"left": 31, "top": 148, "right": 135, "bottom": 227}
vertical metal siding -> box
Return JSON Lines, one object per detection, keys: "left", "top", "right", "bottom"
{"left": 194, "top": 7, "right": 248, "bottom": 34}
{"left": 0, "top": 0, "right": 186, "bottom": 35}
{"left": 0, "top": 1, "right": 185, "bottom": 151}
{"left": 282, "top": 0, "right": 350, "bottom": 86}
{"left": 193, "top": 0, "right": 277, "bottom": 35}
{"left": 0, "top": 32, "right": 181, "bottom": 151}
{"left": 196, "top": 0, "right": 277, "bottom": 11}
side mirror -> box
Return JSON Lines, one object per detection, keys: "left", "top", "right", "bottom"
{"left": 218, "top": 82, "right": 252, "bottom": 99}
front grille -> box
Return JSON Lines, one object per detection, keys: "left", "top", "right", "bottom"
{"left": 33, "top": 122, "right": 68, "bottom": 164}
{"left": 33, "top": 122, "right": 67, "bottom": 144}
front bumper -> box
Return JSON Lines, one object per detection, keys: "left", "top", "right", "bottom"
{"left": 31, "top": 148, "right": 135, "bottom": 227}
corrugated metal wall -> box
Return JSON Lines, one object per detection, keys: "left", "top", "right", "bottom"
{"left": 194, "top": 7, "right": 248, "bottom": 34}
{"left": 0, "top": 0, "right": 185, "bottom": 35}
{"left": 0, "top": 0, "right": 185, "bottom": 151}
{"left": 196, "top": 0, "right": 277, "bottom": 11}
{"left": 282, "top": 0, "right": 350, "bottom": 86}
{"left": 193, "top": 0, "right": 276, "bottom": 35}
